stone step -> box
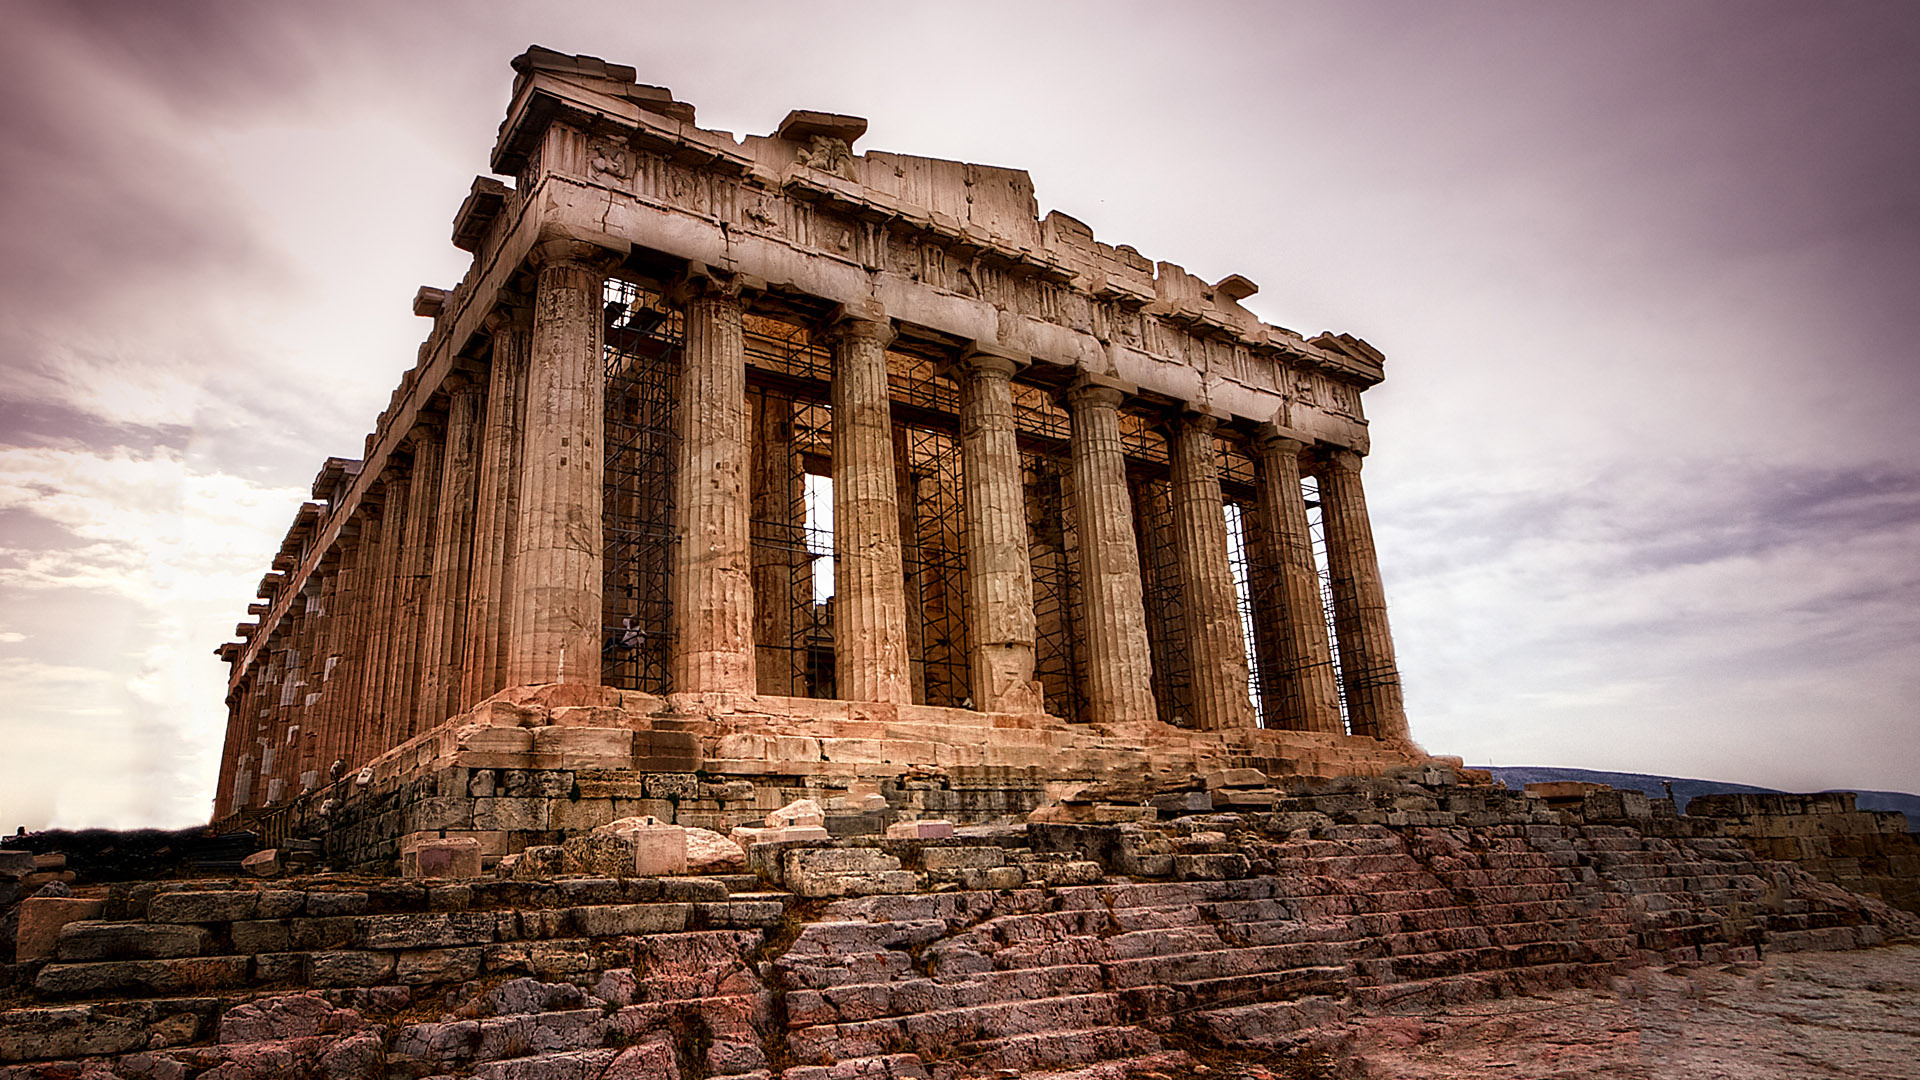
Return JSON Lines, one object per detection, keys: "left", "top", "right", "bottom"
{"left": 1165, "top": 964, "right": 1354, "bottom": 1008}
{"left": 1188, "top": 994, "right": 1349, "bottom": 1048}
{"left": 945, "top": 1024, "right": 1164, "bottom": 1074}
{"left": 784, "top": 964, "right": 1107, "bottom": 1026}
{"left": 53, "top": 922, "right": 211, "bottom": 962}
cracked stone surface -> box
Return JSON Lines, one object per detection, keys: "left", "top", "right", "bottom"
{"left": 1325, "top": 944, "right": 1920, "bottom": 1079}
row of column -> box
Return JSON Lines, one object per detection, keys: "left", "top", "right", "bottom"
{"left": 658, "top": 273, "right": 1407, "bottom": 742}
{"left": 222, "top": 245, "right": 1409, "bottom": 813}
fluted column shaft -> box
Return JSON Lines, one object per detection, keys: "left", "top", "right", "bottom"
{"left": 389, "top": 431, "right": 442, "bottom": 743}
{"left": 422, "top": 376, "right": 484, "bottom": 720}
{"left": 507, "top": 245, "right": 609, "bottom": 686}
{"left": 828, "top": 316, "right": 911, "bottom": 704}
{"left": 1066, "top": 381, "right": 1156, "bottom": 725}
{"left": 1253, "top": 433, "right": 1344, "bottom": 733}
{"left": 465, "top": 307, "right": 531, "bottom": 703}
{"left": 671, "top": 276, "right": 755, "bottom": 693}
{"left": 1317, "top": 448, "right": 1409, "bottom": 741}
{"left": 292, "top": 575, "right": 329, "bottom": 789}
{"left": 214, "top": 687, "right": 245, "bottom": 817}
{"left": 354, "top": 493, "right": 400, "bottom": 766}
{"left": 315, "top": 527, "right": 361, "bottom": 776}
{"left": 305, "top": 561, "right": 342, "bottom": 784}
{"left": 958, "top": 350, "right": 1038, "bottom": 712}
{"left": 1168, "top": 414, "right": 1255, "bottom": 730}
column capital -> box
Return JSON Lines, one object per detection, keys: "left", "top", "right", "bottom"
{"left": 400, "top": 416, "right": 445, "bottom": 445}
{"left": 669, "top": 261, "right": 764, "bottom": 304}
{"left": 527, "top": 226, "right": 626, "bottom": 274}
{"left": 483, "top": 297, "right": 533, "bottom": 335}
{"left": 1253, "top": 422, "right": 1311, "bottom": 457}
{"left": 1169, "top": 409, "right": 1221, "bottom": 438}
{"left": 1065, "top": 372, "right": 1135, "bottom": 409}
{"left": 958, "top": 341, "right": 1028, "bottom": 379}
{"left": 823, "top": 302, "right": 895, "bottom": 347}
{"left": 1318, "top": 445, "right": 1364, "bottom": 472}
{"left": 440, "top": 370, "right": 485, "bottom": 398}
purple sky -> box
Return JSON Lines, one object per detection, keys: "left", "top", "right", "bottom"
{"left": 2, "top": 1, "right": 1915, "bottom": 829}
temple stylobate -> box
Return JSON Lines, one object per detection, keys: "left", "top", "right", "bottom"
{"left": 212, "top": 47, "right": 1419, "bottom": 822}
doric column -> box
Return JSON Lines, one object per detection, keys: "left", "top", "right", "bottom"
{"left": 957, "top": 346, "right": 1038, "bottom": 713}
{"left": 421, "top": 374, "right": 484, "bottom": 720}
{"left": 1167, "top": 413, "right": 1255, "bottom": 730}
{"left": 826, "top": 312, "right": 911, "bottom": 704}
{"left": 464, "top": 304, "right": 531, "bottom": 704}
{"left": 353, "top": 489, "right": 399, "bottom": 765}
{"left": 263, "top": 623, "right": 297, "bottom": 804}
{"left": 1316, "top": 447, "right": 1409, "bottom": 741}
{"left": 670, "top": 271, "right": 755, "bottom": 694}
{"left": 751, "top": 393, "right": 805, "bottom": 695}
{"left": 506, "top": 242, "right": 614, "bottom": 686}
{"left": 1065, "top": 377, "right": 1156, "bottom": 726}
{"left": 389, "top": 427, "right": 442, "bottom": 743}
{"left": 313, "top": 527, "right": 359, "bottom": 777}
{"left": 292, "top": 574, "right": 328, "bottom": 790}
{"left": 1253, "top": 430, "right": 1344, "bottom": 733}
{"left": 214, "top": 684, "right": 246, "bottom": 817}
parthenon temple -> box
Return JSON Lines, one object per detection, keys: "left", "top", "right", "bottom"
{"left": 212, "top": 46, "right": 1427, "bottom": 831}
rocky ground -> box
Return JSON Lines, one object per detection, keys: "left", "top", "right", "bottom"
{"left": 1286, "top": 943, "right": 1920, "bottom": 1079}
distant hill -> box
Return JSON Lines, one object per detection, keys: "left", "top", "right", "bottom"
{"left": 1475, "top": 765, "right": 1919, "bottom": 830}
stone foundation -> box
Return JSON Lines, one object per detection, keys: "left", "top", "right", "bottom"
{"left": 1687, "top": 791, "right": 1920, "bottom": 914}
{"left": 284, "top": 684, "right": 1425, "bottom": 871}
{"left": 6, "top": 769, "right": 1916, "bottom": 1078}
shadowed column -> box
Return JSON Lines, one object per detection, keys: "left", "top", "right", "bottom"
{"left": 1066, "top": 377, "right": 1156, "bottom": 726}
{"left": 828, "top": 312, "right": 911, "bottom": 704}
{"left": 315, "top": 525, "right": 361, "bottom": 776}
{"left": 958, "top": 346, "right": 1038, "bottom": 713}
{"left": 360, "top": 479, "right": 404, "bottom": 760}
{"left": 464, "top": 305, "right": 531, "bottom": 703}
{"left": 1168, "top": 413, "right": 1255, "bottom": 730}
{"left": 420, "top": 374, "right": 483, "bottom": 721}
{"left": 1253, "top": 429, "right": 1344, "bottom": 734}
{"left": 671, "top": 270, "right": 755, "bottom": 694}
{"left": 1316, "top": 447, "right": 1409, "bottom": 741}
{"left": 389, "top": 424, "right": 442, "bottom": 742}
{"left": 506, "top": 242, "right": 612, "bottom": 686}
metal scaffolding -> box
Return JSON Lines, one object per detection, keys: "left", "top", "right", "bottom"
{"left": 1301, "top": 472, "right": 1353, "bottom": 733}
{"left": 601, "top": 278, "right": 682, "bottom": 694}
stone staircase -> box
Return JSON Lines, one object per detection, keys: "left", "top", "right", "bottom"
{"left": 4, "top": 778, "right": 1913, "bottom": 1080}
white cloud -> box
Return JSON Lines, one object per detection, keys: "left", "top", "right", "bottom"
{"left": 0, "top": 446, "right": 304, "bottom": 828}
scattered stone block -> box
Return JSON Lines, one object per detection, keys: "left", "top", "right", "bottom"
{"left": 684, "top": 827, "right": 747, "bottom": 873}
{"left": 584, "top": 817, "right": 689, "bottom": 876}
{"left": 0, "top": 850, "right": 35, "bottom": 878}
{"left": 1206, "top": 768, "right": 1271, "bottom": 789}
{"left": 402, "top": 836, "right": 483, "bottom": 879}
{"left": 768, "top": 798, "right": 827, "bottom": 829}
{"left": 242, "top": 849, "right": 285, "bottom": 877}
{"left": 886, "top": 819, "right": 956, "bottom": 839}
{"left": 732, "top": 825, "right": 831, "bottom": 846}
{"left": 14, "top": 897, "right": 106, "bottom": 961}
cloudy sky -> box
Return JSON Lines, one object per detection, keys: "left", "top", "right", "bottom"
{"left": 2, "top": 1, "right": 1915, "bottom": 830}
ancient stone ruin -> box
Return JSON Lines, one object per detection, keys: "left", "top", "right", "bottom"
{"left": 4, "top": 46, "right": 1916, "bottom": 1080}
